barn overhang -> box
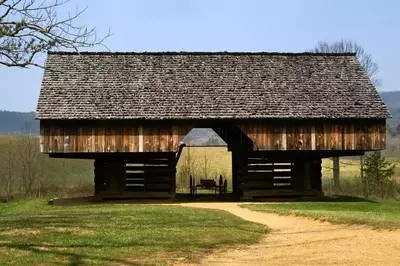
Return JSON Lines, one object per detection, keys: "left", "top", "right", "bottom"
{"left": 39, "top": 118, "right": 386, "bottom": 156}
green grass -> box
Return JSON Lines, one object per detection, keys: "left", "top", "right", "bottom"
{"left": 0, "top": 200, "right": 267, "bottom": 265}
{"left": 242, "top": 199, "right": 400, "bottom": 229}
{"left": 322, "top": 157, "right": 400, "bottom": 182}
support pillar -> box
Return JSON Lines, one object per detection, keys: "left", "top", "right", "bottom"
{"left": 231, "top": 149, "right": 248, "bottom": 198}
{"left": 310, "top": 158, "right": 323, "bottom": 193}
{"left": 94, "top": 160, "right": 106, "bottom": 196}
{"left": 292, "top": 158, "right": 323, "bottom": 195}
{"left": 94, "top": 159, "right": 126, "bottom": 196}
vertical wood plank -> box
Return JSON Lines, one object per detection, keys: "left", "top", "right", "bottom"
{"left": 153, "top": 127, "right": 160, "bottom": 152}
{"left": 172, "top": 126, "right": 179, "bottom": 151}
{"left": 281, "top": 127, "right": 287, "bottom": 150}
{"left": 122, "top": 126, "right": 129, "bottom": 152}
{"left": 77, "top": 127, "right": 83, "bottom": 152}
{"left": 286, "top": 126, "right": 293, "bottom": 150}
{"left": 315, "top": 124, "right": 324, "bottom": 150}
{"left": 379, "top": 122, "right": 386, "bottom": 149}
{"left": 133, "top": 126, "right": 139, "bottom": 152}
{"left": 40, "top": 123, "right": 45, "bottom": 153}
{"left": 98, "top": 127, "right": 105, "bottom": 152}
{"left": 49, "top": 125, "right": 55, "bottom": 152}
{"left": 311, "top": 126, "right": 316, "bottom": 150}
{"left": 262, "top": 124, "right": 267, "bottom": 150}
{"left": 159, "top": 126, "right": 167, "bottom": 152}
{"left": 57, "top": 126, "right": 64, "bottom": 152}
{"left": 166, "top": 128, "right": 172, "bottom": 151}
{"left": 365, "top": 124, "right": 373, "bottom": 150}
{"left": 355, "top": 124, "right": 365, "bottom": 150}
{"left": 272, "top": 125, "right": 281, "bottom": 150}
{"left": 138, "top": 125, "right": 144, "bottom": 152}
{"left": 114, "top": 126, "right": 122, "bottom": 152}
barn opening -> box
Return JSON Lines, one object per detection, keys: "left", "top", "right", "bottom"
{"left": 176, "top": 128, "right": 232, "bottom": 197}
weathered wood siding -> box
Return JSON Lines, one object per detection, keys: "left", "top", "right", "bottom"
{"left": 40, "top": 121, "right": 192, "bottom": 153}
{"left": 242, "top": 120, "right": 386, "bottom": 151}
{"left": 40, "top": 119, "right": 386, "bottom": 153}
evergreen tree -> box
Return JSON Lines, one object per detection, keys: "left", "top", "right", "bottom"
{"left": 362, "top": 152, "right": 397, "bottom": 199}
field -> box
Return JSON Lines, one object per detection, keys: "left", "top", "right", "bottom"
{"left": 176, "top": 147, "right": 232, "bottom": 190}
{"left": 322, "top": 155, "right": 400, "bottom": 181}
{"left": 0, "top": 200, "right": 267, "bottom": 265}
{"left": 1, "top": 134, "right": 399, "bottom": 199}
{"left": 0, "top": 136, "right": 93, "bottom": 197}
{"left": 242, "top": 200, "right": 400, "bottom": 229}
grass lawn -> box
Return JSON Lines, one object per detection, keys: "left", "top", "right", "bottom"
{"left": 0, "top": 200, "right": 267, "bottom": 265}
{"left": 242, "top": 199, "right": 400, "bottom": 230}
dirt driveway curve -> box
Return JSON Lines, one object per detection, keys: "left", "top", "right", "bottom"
{"left": 178, "top": 203, "right": 400, "bottom": 266}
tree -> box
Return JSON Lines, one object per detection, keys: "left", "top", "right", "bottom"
{"left": 362, "top": 151, "right": 397, "bottom": 199}
{"left": 311, "top": 39, "right": 380, "bottom": 86}
{"left": 0, "top": 140, "right": 16, "bottom": 201}
{"left": 18, "top": 124, "right": 40, "bottom": 196}
{"left": 0, "top": 0, "right": 110, "bottom": 68}
{"left": 177, "top": 148, "right": 199, "bottom": 189}
{"left": 202, "top": 149, "right": 210, "bottom": 179}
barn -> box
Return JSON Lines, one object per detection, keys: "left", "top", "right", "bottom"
{"left": 36, "top": 52, "right": 390, "bottom": 199}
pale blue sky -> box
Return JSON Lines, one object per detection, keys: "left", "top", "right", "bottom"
{"left": 1, "top": 0, "right": 399, "bottom": 112}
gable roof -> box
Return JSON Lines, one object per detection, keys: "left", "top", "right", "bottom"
{"left": 36, "top": 52, "right": 390, "bottom": 120}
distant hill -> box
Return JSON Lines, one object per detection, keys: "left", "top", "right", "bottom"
{"left": 0, "top": 91, "right": 399, "bottom": 139}
{"left": 0, "top": 111, "right": 39, "bottom": 135}
{"left": 380, "top": 91, "right": 400, "bottom": 109}
{"left": 380, "top": 91, "right": 400, "bottom": 129}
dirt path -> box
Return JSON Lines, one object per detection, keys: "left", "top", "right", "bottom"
{"left": 178, "top": 203, "right": 400, "bottom": 266}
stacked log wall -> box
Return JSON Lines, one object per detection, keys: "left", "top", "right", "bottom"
{"left": 94, "top": 154, "right": 176, "bottom": 198}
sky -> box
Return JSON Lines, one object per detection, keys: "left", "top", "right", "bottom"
{"left": 1, "top": 0, "right": 399, "bottom": 112}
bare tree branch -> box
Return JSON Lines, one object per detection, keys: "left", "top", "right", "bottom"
{"left": 0, "top": 0, "right": 111, "bottom": 68}
{"left": 310, "top": 39, "right": 381, "bottom": 87}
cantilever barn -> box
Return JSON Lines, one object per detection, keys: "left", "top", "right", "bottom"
{"left": 36, "top": 52, "right": 390, "bottom": 199}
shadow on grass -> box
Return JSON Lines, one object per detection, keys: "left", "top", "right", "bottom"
{"left": 0, "top": 243, "right": 145, "bottom": 266}
{"left": 50, "top": 193, "right": 238, "bottom": 206}
{"left": 48, "top": 194, "right": 378, "bottom": 206}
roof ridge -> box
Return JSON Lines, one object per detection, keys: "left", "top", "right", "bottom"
{"left": 48, "top": 51, "right": 356, "bottom": 56}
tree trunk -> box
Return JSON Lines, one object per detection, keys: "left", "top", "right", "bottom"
{"left": 333, "top": 157, "right": 340, "bottom": 189}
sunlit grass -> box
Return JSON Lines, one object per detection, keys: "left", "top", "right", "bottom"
{"left": 0, "top": 200, "right": 267, "bottom": 265}
{"left": 242, "top": 199, "right": 400, "bottom": 229}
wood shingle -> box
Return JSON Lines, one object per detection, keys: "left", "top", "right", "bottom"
{"left": 36, "top": 52, "right": 390, "bottom": 120}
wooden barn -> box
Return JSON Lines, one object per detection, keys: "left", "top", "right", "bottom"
{"left": 36, "top": 52, "right": 390, "bottom": 199}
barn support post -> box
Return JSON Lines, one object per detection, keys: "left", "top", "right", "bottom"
{"left": 231, "top": 149, "right": 248, "bottom": 198}
{"left": 291, "top": 159, "right": 311, "bottom": 192}
{"left": 94, "top": 159, "right": 106, "bottom": 196}
{"left": 292, "top": 158, "right": 322, "bottom": 195}
{"left": 94, "top": 159, "right": 126, "bottom": 197}
{"left": 310, "top": 158, "right": 323, "bottom": 194}
{"left": 291, "top": 157, "right": 323, "bottom": 195}
{"left": 333, "top": 157, "right": 340, "bottom": 189}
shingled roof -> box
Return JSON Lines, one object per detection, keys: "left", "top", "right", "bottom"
{"left": 36, "top": 52, "right": 390, "bottom": 120}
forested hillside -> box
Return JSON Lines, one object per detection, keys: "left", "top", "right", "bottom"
{"left": 380, "top": 91, "right": 400, "bottom": 132}
{"left": 0, "top": 111, "right": 39, "bottom": 135}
